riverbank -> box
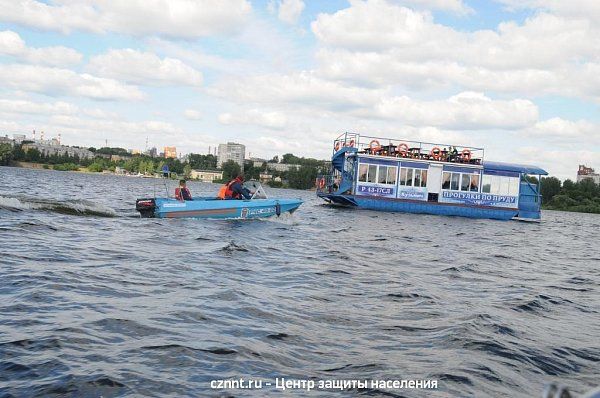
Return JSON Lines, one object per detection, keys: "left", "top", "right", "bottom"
{"left": 8, "top": 161, "right": 157, "bottom": 177}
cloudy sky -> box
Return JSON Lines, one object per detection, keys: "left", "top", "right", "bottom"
{"left": 0, "top": 0, "right": 599, "bottom": 179}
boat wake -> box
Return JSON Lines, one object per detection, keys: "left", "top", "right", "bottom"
{"left": 0, "top": 195, "right": 117, "bottom": 217}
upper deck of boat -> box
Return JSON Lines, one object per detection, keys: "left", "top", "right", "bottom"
{"left": 333, "top": 132, "right": 484, "bottom": 166}
{"left": 332, "top": 132, "right": 548, "bottom": 175}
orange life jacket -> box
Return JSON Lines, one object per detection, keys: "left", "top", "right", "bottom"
{"left": 217, "top": 180, "right": 236, "bottom": 199}
{"left": 217, "top": 185, "right": 228, "bottom": 199}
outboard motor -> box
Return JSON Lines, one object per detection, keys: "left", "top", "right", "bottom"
{"left": 136, "top": 198, "right": 156, "bottom": 218}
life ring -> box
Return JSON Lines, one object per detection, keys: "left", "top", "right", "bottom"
{"left": 396, "top": 143, "right": 409, "bottom": 157}
{"left": 334, "top": 141, "right": 341, "bottom": 151}
{"left": 430, "top": 147, "right": 442, "bottom": 160}
{"left": 461, "top": 149, "right": 471, "bottom": 162}
{"left": 318, "top": 178, "right": 326, "bottom": 189}
{"left": 348, "top": 139, "right": 355, "bottom": 148}
{"left": 369, "top": 140, "right": 381, "bottom": 154}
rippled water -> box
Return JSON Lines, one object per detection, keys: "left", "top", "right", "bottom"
{"left": 1, "top": 166, "right": 599, "bottom": 397}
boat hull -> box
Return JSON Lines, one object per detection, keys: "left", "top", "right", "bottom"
{"left": 319, "top": 193, "right": 519, "bottom": 221}
{"left": 137, "top": 197, "right": 302, "bottom": 219}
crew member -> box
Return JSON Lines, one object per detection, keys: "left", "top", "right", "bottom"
{"left": 217, "top": 175, "right": 253, "bottom": 200}
{"left": 175, "top": 179, "right": 193, "bottom": 201}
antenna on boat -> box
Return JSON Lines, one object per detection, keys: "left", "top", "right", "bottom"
{"left": 161, "top": 164, "right": 170, "bottom": 197}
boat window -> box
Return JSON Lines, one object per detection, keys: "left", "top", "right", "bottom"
{"left": 469, "top": 174, "right": 480, "bottom": 192}
{"left": 450, "top": 173, "right": 460, "bottom": 190}
{"left": 400, "top": 168, "right": 414, "bottom": 186}
{"left": 414, "top": 169, "right": 422, "bottom": 187}
{"left": 481, "top": 174, "right": 492, "bottom": 193}
{"left": 499, "top": 178, "right": 506, "bottom": 194}
{"left": 508, "top": 177, "right": 520, "bottom": 196}
{"left": 378, "top": 166, "right": 388, "bottom": 184}
{"left": 358, "top": 164, "right": 368, "bottom": 182}
{"left": 481, "top": 174, "right": 520, "bottom": 196}
{"left": 387, "top": 166, "right": 397, "bottom": 185}
{"left": 442, "top": 172, "right": 451, "bottom": 189}
{"left": 413, "top": 169, "right": 427, "bottom": 187}
{"left": 420, "top": 170, "right": 427, "bottom": 187}
{"left": 377, "top": 165, "right": 397, "bottom": 185}
{"left": 460, "top": 173, "right": 470, "bottom": 191}
{"left": 367, "top": 164, "right": 378, "bottom": 183}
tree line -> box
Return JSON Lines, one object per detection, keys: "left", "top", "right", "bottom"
{"left": 541, "top": 176, "right": 600, "bottom": 214}
{"left": 0, "top": 143, "right": 327, "bottom": 190}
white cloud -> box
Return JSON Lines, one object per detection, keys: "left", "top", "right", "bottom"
{"left": 312, "top": 1, "right": 599, "bottom": 63}
{"left": 209, "top": 71, "right": 386, "bottom": 110}
{"left": 521, "top": 117, "right": 600, "bottom": 143}
{"left": 183, "top": 109, "right": 202, "bottom": 120}
{"left": 218, "top": 109, "right": 287, "bottom": 130}
{"left": 497, "top": 0, "right": 600, "bottom": 21}
{"left": 0, "top": 0, "right": 252, "bottom": 39}
{"left": 510, "top": 147, "right": 597, "bottom": 180}
{"left": 148, "top": 38, "right": 257, "bottom": 75}
{"left": 395, "top": 0, "right": 472, "bottom": 14}
{"left": 88, "top": 49, "right": 203, "bottom": 87}
{"left": 0, "top": 30, "right": 82, "bottom": 66}
{"left": 0, "top": 64, "right": 144, "bottom": 100}
{"left": 277, "top": 0, "right": 305, "bottom": 24}
{"left": 359, "top": 91, "right": 539, "bottom": 130}
{"left": 311, "top": 0, "right": 600, "bottom": 100}
{"left": 0, "top": 98, "right": 79, "bottom": 115}
{"left": 48, "top": 114, "right": 184, "bottom": 148}
{"left": 0, "top": 98, "right": 120, "bottom": 121}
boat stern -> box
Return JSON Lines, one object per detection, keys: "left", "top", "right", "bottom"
{"left": 135, "top": 198, "right": 156, "bottom": 218}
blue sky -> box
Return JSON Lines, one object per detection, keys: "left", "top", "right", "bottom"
{"left": 0, "top": 0, "right": 598, "bottom": 179}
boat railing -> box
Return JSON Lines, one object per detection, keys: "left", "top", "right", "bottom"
{"left": 333, "top": 131, "right": 485, "bottom": 165}
{"left": 316, "top": 174, "right": 339, "bottom": 194}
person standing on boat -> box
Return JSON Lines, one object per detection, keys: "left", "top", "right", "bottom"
{"left": 175, "top": 179, "right": 193, "bottom": 201}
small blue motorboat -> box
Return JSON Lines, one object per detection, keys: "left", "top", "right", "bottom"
{"left": 136, "top": 181, "right": 302, "bottom": 219}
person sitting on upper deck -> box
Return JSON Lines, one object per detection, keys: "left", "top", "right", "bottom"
{"left": 449, "top": 146, "right": 459, "bottom": 162}
{"left": 175, "top": 179, "right": 193, "bottom": 201}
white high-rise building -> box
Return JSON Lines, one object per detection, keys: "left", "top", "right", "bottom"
{"left": 217, "top": 142, "right": 245, "bottom": 170}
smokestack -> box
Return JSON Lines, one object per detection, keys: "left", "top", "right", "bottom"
{"left": 33, "top": 129, "right": 36, "bottom": 141}
{"left": 58, "top": 133, "right": 61, "bottom": 145}
{"left": 208, "top": 145, "right": 211, "bottom": 155}
{"left": 40, "top": 131, "right": 44, "bottom": 141}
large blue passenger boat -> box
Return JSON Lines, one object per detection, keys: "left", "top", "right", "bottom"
{"left": 317, "top": 132, "right": 548, "bottom": 221}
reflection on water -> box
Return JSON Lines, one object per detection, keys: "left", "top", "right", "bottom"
{"left": 1, "top": 166, "right": 599, "bottom": 397}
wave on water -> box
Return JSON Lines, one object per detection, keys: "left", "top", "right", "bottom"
{"left": 0, "top": 195, "right": 117, "bottom": 217}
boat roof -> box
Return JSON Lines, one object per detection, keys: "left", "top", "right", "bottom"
{"left": 483, "top": 161, "right": 548, "bottom": 175}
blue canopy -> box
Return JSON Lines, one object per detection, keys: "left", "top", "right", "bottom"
{"left": 483, "top": 161, "right": 548, "bottom": 175}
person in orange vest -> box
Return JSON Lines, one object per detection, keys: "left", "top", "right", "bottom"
{"left": 175, "top": 179, "right": 193, "bottom": 201}
{"left": 217, "top": 175, "right": 253, "bottom": 200}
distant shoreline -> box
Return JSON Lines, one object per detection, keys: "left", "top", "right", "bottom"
{"left": 3, "top": 162, "right": 316, "bottom": 191}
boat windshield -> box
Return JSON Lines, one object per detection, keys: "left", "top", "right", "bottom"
{"left": 243, "top": 180, "right": 268, "bottom": 199}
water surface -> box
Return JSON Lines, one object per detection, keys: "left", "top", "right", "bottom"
{"left": 1, "top": 166, "right": 599, "bottom": 397}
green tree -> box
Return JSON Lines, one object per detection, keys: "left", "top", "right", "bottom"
{"left": 88, "top": 162, "right": 105, "bottom": 172}
{"left": 281, "top": 153, "right": 301, "bottom": 164}
{"left": 562, "top": 179, "right": 576, "bottom": 192}
{"left": 183, "top": 164, "right": 192, "bottom": 178}
{"left": 53, "top": 163, "right": 80, "bottom": 171}
{"left": 221, "top": 160, "right": 241, "bottom": 181}
{"left": 0, "top": 143, "right": 13, "bottom": 165}
{"left": 26, "top": 148, "right": 41, "bottom": 162}
{"left": 287, "top": 165, "right": 318, "bottom": 189}
{"left": 188, "top": 153, "right": 217, "bottom": 170}
{"left": 540, "top": 176, "right": 561, "bottom": 203}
